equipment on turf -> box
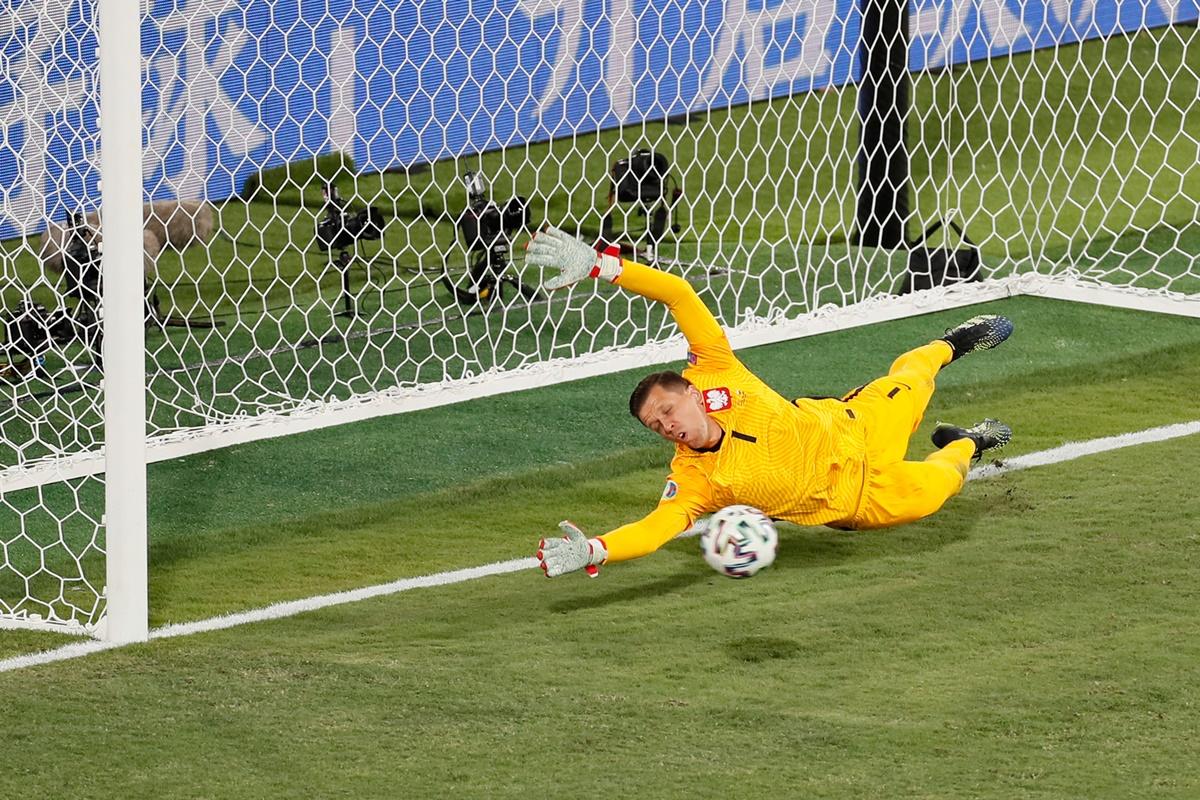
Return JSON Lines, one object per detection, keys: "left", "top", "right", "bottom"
{"left": 599, "top": 148, "right": 682, "bottom": 263}
{"left": 60, "top": 211, "right": 103, "bottom": 306}
{"left": 313, "top": 183, "right": 386, "bottom": 316}
{"left": 0, "top": 214, "right": 104, "bottom": 376}
{"left": 537, "top": 521, "right": 606, "bottom": 578}
{"left": 699, "top": 505, "right": 778, "bottom": 579}
{"left": 0, "top": 301, "right": 88, "bottom": 381}
{"left": 314, "top": 183, "right": 384, "bottom": 255}
{"left": 441, "top": 171, "right": 539, "bottom": 307}
{"left": 902, "top": 219, "right": 981, "bottom": 294}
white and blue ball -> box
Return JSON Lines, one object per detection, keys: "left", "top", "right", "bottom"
{"left": 699, "top": 505, "right": 778, "bottom": 578}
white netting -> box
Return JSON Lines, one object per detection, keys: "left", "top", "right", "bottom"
{"left": 1, "top": 0, "right": 1197, "bottom": 633}
{"left": 1, "top": 0, "right": 104, "bottom": 631}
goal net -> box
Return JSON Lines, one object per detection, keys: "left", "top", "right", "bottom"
{"left": 1, "top": 0, "right": 1197, "bottom": 636}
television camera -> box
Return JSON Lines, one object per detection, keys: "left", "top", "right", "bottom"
{"left": 313, "top": 184, "right": 386, "bottom": 317}
{"left": 441, "top": 172, "right": 539, "bottom": 307}
{"left": 2, "top": 206, "right": 226, "bottom": 382}
{"left": 1, "top": 213, "right": 102, "bottom": 380}
{"left": 599, "top": 148, "right": 682, "bottom": 262}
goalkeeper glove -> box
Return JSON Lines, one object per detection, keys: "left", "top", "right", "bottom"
{"left": 525, "top": 226, "right": 621, "bottom": 291}
{"left": 537, "top": 520, "right": 607, "bottom": 578}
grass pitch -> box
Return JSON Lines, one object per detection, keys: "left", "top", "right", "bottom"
{"left": 0, "top": 22, "right": 1198, "bottom": 798}
{"left": 2, "top": 296, "right": 1200, "bottom": 798}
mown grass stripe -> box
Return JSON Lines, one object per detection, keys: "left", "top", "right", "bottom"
{"left": 2, "top": 419, "right": 1198, "bottom": 674}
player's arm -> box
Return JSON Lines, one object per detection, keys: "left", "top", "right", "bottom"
{"left": 526, "top": 227, "right": 731, "bottom": 360}
{"left": 598, "top": 502, "right": 699, "bottom": 563}
{"left": 537, "top": 471, "right": 712, "bottom": 577}
{"left": 614, "top": 260, "right": 728, "bottom": 356}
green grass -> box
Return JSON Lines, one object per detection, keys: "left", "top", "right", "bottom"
{"left": 0, "top": 297, "right": 1199, "bottom": 796}
{"left": 1, "top": 409, "right": 1199, "bottom": 797}
{"left": 0, "top": 24, "right": 1198, "bottom": 794}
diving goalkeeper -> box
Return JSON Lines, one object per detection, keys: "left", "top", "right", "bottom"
{"left": 527, "top": 227, "right": 1013, "bottom": 578}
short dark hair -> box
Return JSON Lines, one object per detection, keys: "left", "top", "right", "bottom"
{"left": 629, "top": 371, "right": 692, "bottom": 420}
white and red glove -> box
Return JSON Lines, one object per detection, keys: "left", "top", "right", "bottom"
{"left": 537, "top": 520, "right": 607, "bottom": 578}
{"left": 525, "top": 226, "right": 621, "bottom": 291}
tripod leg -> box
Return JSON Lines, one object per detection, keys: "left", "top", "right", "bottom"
{"left": 601, "top": 196, "right": 615, "bottom": 242}
{"left": 341, "top": 265, "right": 355, "bottom": 316}
{"left": 332, "top": 250, "right": 355, "bottom": 317}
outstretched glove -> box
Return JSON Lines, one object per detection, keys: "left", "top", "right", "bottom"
{"left": 537, "top": 520, "right": 608, "bottom": 578}
{"left": 525, "top": 226, "right": 622, "bottom": 291}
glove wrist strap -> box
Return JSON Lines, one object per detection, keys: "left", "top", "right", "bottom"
{"left": 587, "top": 537, "right": 608, "bottom": 566}
{"left": 589, "top": 248, "right": 623, "bottom": 283}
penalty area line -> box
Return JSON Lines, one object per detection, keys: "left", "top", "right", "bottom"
{"left": 2, "top": 419, "right": 1198, "bottom": 674}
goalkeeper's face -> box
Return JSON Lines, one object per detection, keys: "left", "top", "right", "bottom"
{"left": 637, "top": 384, "right": 718, "bottom": 448}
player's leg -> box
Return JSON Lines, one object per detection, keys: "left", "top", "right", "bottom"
{"left": 847, "top": 418, "right": 1012, "bottom": 529}
{"left": 842, "top": 340, "right": 950, "bottom": 465}
{"left": 848, "top": 439, "right": 975, "bottom": 529}
{"left": 880, "top": 340, "right": 953, "bottom": 429}
{"left": 845, "top": 314, "right": 1015, "bottom": 461}
{"left": 883, "top": 312, "right": 1015, "bottom": 430}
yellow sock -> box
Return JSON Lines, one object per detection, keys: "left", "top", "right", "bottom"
{"left": 925, "top": 437, "right": 975, "bottom": 481}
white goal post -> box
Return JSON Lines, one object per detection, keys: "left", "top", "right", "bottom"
{"left": 1, "top": 0, "right": 1196, "bottom": 639}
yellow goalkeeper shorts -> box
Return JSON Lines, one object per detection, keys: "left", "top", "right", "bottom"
{"left": 840, "top": 341, "right": 973, "bottom": 530}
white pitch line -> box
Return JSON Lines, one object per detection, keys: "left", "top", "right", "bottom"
{"left": 967, "top": 420, "right": 1200, "bottom": 479}
{"left": 150, "top": 558, "right": 537, "bottom": 640}
{"left": 3, "top": 419, "right": 1198, "bottom": 674}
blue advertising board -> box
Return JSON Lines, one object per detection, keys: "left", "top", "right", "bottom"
{"left": 1, "top": 0, "right": 1195, "bottom": 239}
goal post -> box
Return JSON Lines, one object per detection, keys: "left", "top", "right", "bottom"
{"left": 98, "top": 0, "right": 148, "bottom": 644}
{"left": 0, "top": 0, "right": 1196, "bottom": 637}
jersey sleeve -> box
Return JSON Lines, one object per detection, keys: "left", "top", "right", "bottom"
{"left": 614, "top": 260, "right": 738, "bottom": 369}
{"left": 598, "top": 462, "right": 715, "bottom": 562}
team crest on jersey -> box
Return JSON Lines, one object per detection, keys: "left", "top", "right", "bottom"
{"left": 703, "top": 387, "right": 731, "bottom": 413}
{"left": 661, "top": 479, "right": 679, "bottom": 500}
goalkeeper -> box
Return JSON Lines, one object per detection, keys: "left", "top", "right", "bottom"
{"left": 527, "top": 228, "right": 1013, "bottom": 578}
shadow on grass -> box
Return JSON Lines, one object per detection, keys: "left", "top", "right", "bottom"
{"left": 758, "top": 489, "right": 990, "bottom": 572}
{"left": 547, "top": 570, "right": 711, "bottom": 613}
{"left": 144, "top": 446, "right": 663, "bottom": 569}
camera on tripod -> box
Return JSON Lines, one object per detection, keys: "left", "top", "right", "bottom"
{"left": 458, "top": 172, "right": 529, "bottom": 257}
{"left": 61, "top": 211, "right": 102, "bottom": 304}
{"left": 314, "top": 184, "right": 385, "bottom": 253}
{"left": 600, "top": 148, "right": 682, "bottom": 262}
{"left": 312, "top": 183, "right": 387, "bottom": 317}
{"left": 0, "top": 299, "right": 98, "bottom": 381}
{"left": 442, "top": 172, "right": 539, "bottom": 307}
{"left": 1, "top": 212, "right": 105, "bottom": 379}
{"left": 3, "top": 302, "right": 73, "bottom": 357}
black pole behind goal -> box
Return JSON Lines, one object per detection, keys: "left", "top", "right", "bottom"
{"left": 855, "top": 0, "right": 910, "bottom": 248}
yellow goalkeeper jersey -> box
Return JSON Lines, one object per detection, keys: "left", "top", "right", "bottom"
{"left": 599, "top": 261, "right": 868, "bottom": 562}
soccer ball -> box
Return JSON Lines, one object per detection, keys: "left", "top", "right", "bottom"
{"left": 699, "top": 505, "right": 778, "bottom": 578}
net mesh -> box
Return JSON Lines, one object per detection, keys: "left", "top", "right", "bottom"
{"left": 1, "top": 0, "right": 1197, "bottom": 632}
